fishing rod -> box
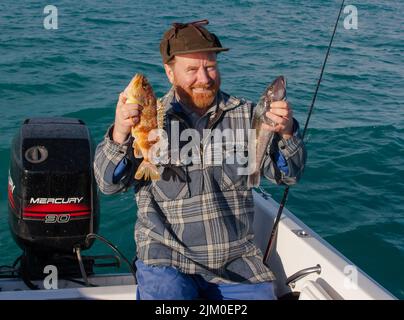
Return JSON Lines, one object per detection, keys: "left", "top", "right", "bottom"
{"left": 263, "top": 0, "right": 346, "bottom": 265}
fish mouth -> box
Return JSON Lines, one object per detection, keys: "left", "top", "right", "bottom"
{"left": 267, "top": 75, "right": 286, "bottom": 101}
{"left": 133, "top": 73, "right": 146, "bottom": 88}
{"left": 275, "top": 75, "right": 286, "bottom": 89}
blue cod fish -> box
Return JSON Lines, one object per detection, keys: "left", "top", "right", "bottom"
{"left": 247, "top": 76, "right": 287, "bottom": 188}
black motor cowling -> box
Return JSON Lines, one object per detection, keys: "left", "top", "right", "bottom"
{"left": 8, "top": 118, "right": 99, "bottom": 255}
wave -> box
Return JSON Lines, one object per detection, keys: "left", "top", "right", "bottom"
{"left": 0, "top": 82, "right": 61, "bottom": 95}
{"left": 83, "top": 17, "right": 131, "bottom": 25}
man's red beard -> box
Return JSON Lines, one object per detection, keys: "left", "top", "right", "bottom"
{"left": 174, "top": 80, "right": 220, "bottom": 110}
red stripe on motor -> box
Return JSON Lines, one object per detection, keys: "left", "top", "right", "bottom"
{"left": 24, "top": 203, "right": 90, "bottom": 213}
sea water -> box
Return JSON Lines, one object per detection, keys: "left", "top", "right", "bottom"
{"left": 0, "top": 0, "right": 402, "bottom": 298}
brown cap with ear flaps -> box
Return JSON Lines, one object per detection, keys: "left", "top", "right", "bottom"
{"left": 159, "top": 19, "right": 229, "bottom": 64}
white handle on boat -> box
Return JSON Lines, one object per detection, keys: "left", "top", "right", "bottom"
{"left": 286, "top": 264, "right": 322, "bottom": 289}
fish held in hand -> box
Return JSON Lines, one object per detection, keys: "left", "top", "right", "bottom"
{"left": 125, "top": 74, "right": 165, "bottom": 180}
{"left": 247, "top": 76, "right": 287, "bottom": 188}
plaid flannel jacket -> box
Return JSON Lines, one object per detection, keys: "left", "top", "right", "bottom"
{"left": 94, "top": 88, "right": 306, "bottom": 284}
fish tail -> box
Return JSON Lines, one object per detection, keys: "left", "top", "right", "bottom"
{"left": 135, "top": 160, "right": 160, "bottom": 180}
{"left": 247, "top": 172, "right": 261, "bottom": 188}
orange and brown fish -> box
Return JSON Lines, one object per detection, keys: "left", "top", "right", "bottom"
{"left": 124, "top": 74, "right": 164, "bottom": 180}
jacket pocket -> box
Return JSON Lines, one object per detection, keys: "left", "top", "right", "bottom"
{"left": 151, "top": 165, "right": 190, "bottom": 201}
{"left": 220, "top": 142, "right": 249, "bottom": 191}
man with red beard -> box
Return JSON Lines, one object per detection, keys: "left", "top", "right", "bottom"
{"left": 94, "top": 20, "right": 306, "bottom": 300}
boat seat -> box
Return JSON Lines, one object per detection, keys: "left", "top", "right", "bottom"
{"left": 298, "top": 280, "right": 333, "bottom": 300}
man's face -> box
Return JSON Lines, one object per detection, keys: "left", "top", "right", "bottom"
{"left": 164, "top": 52, "right": 221, "bottom": 111}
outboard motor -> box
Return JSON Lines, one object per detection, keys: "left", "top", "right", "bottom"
{"left": 8, "top": 118, "right": 100, "bottom": 283}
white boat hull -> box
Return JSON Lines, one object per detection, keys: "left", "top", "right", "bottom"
{"left": 0, "top": 190, "right": 396, "bottom": 300}
{"left": 253, "top": 190, "right": 395, "bottom": 300}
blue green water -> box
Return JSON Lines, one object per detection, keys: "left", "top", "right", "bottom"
{"left": 0, "top": 1, "right": 403, "bottom": 298}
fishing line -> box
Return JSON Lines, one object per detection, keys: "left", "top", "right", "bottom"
{"left": 263, "top": 0, "right": 346, "bottom": 265}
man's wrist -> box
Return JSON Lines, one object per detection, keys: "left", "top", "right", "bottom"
{"left": 112, "top": 125, "right": 130, "bottom": 145}
{"left": 281, "top": 118, "right": 298, "bottom": 140}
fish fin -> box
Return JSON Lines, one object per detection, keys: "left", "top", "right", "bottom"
{"left": 132, "top": 141, "right": 143, "bottom": 158}
{"left": 135, "top": 160, "right": 160, "bottom": 180}
{"left": 247, "top": 172, "right": 261, "bottom": 188}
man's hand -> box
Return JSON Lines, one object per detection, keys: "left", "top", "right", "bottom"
{"left": 112, "top": 92, "right": 143, "bottom": 144}
{"left": 262, "top": 100, "right": 294, "bottom": 140}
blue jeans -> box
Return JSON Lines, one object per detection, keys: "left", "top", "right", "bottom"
{"left": 135, "top": 260, "right": 277, "bottom": 300}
